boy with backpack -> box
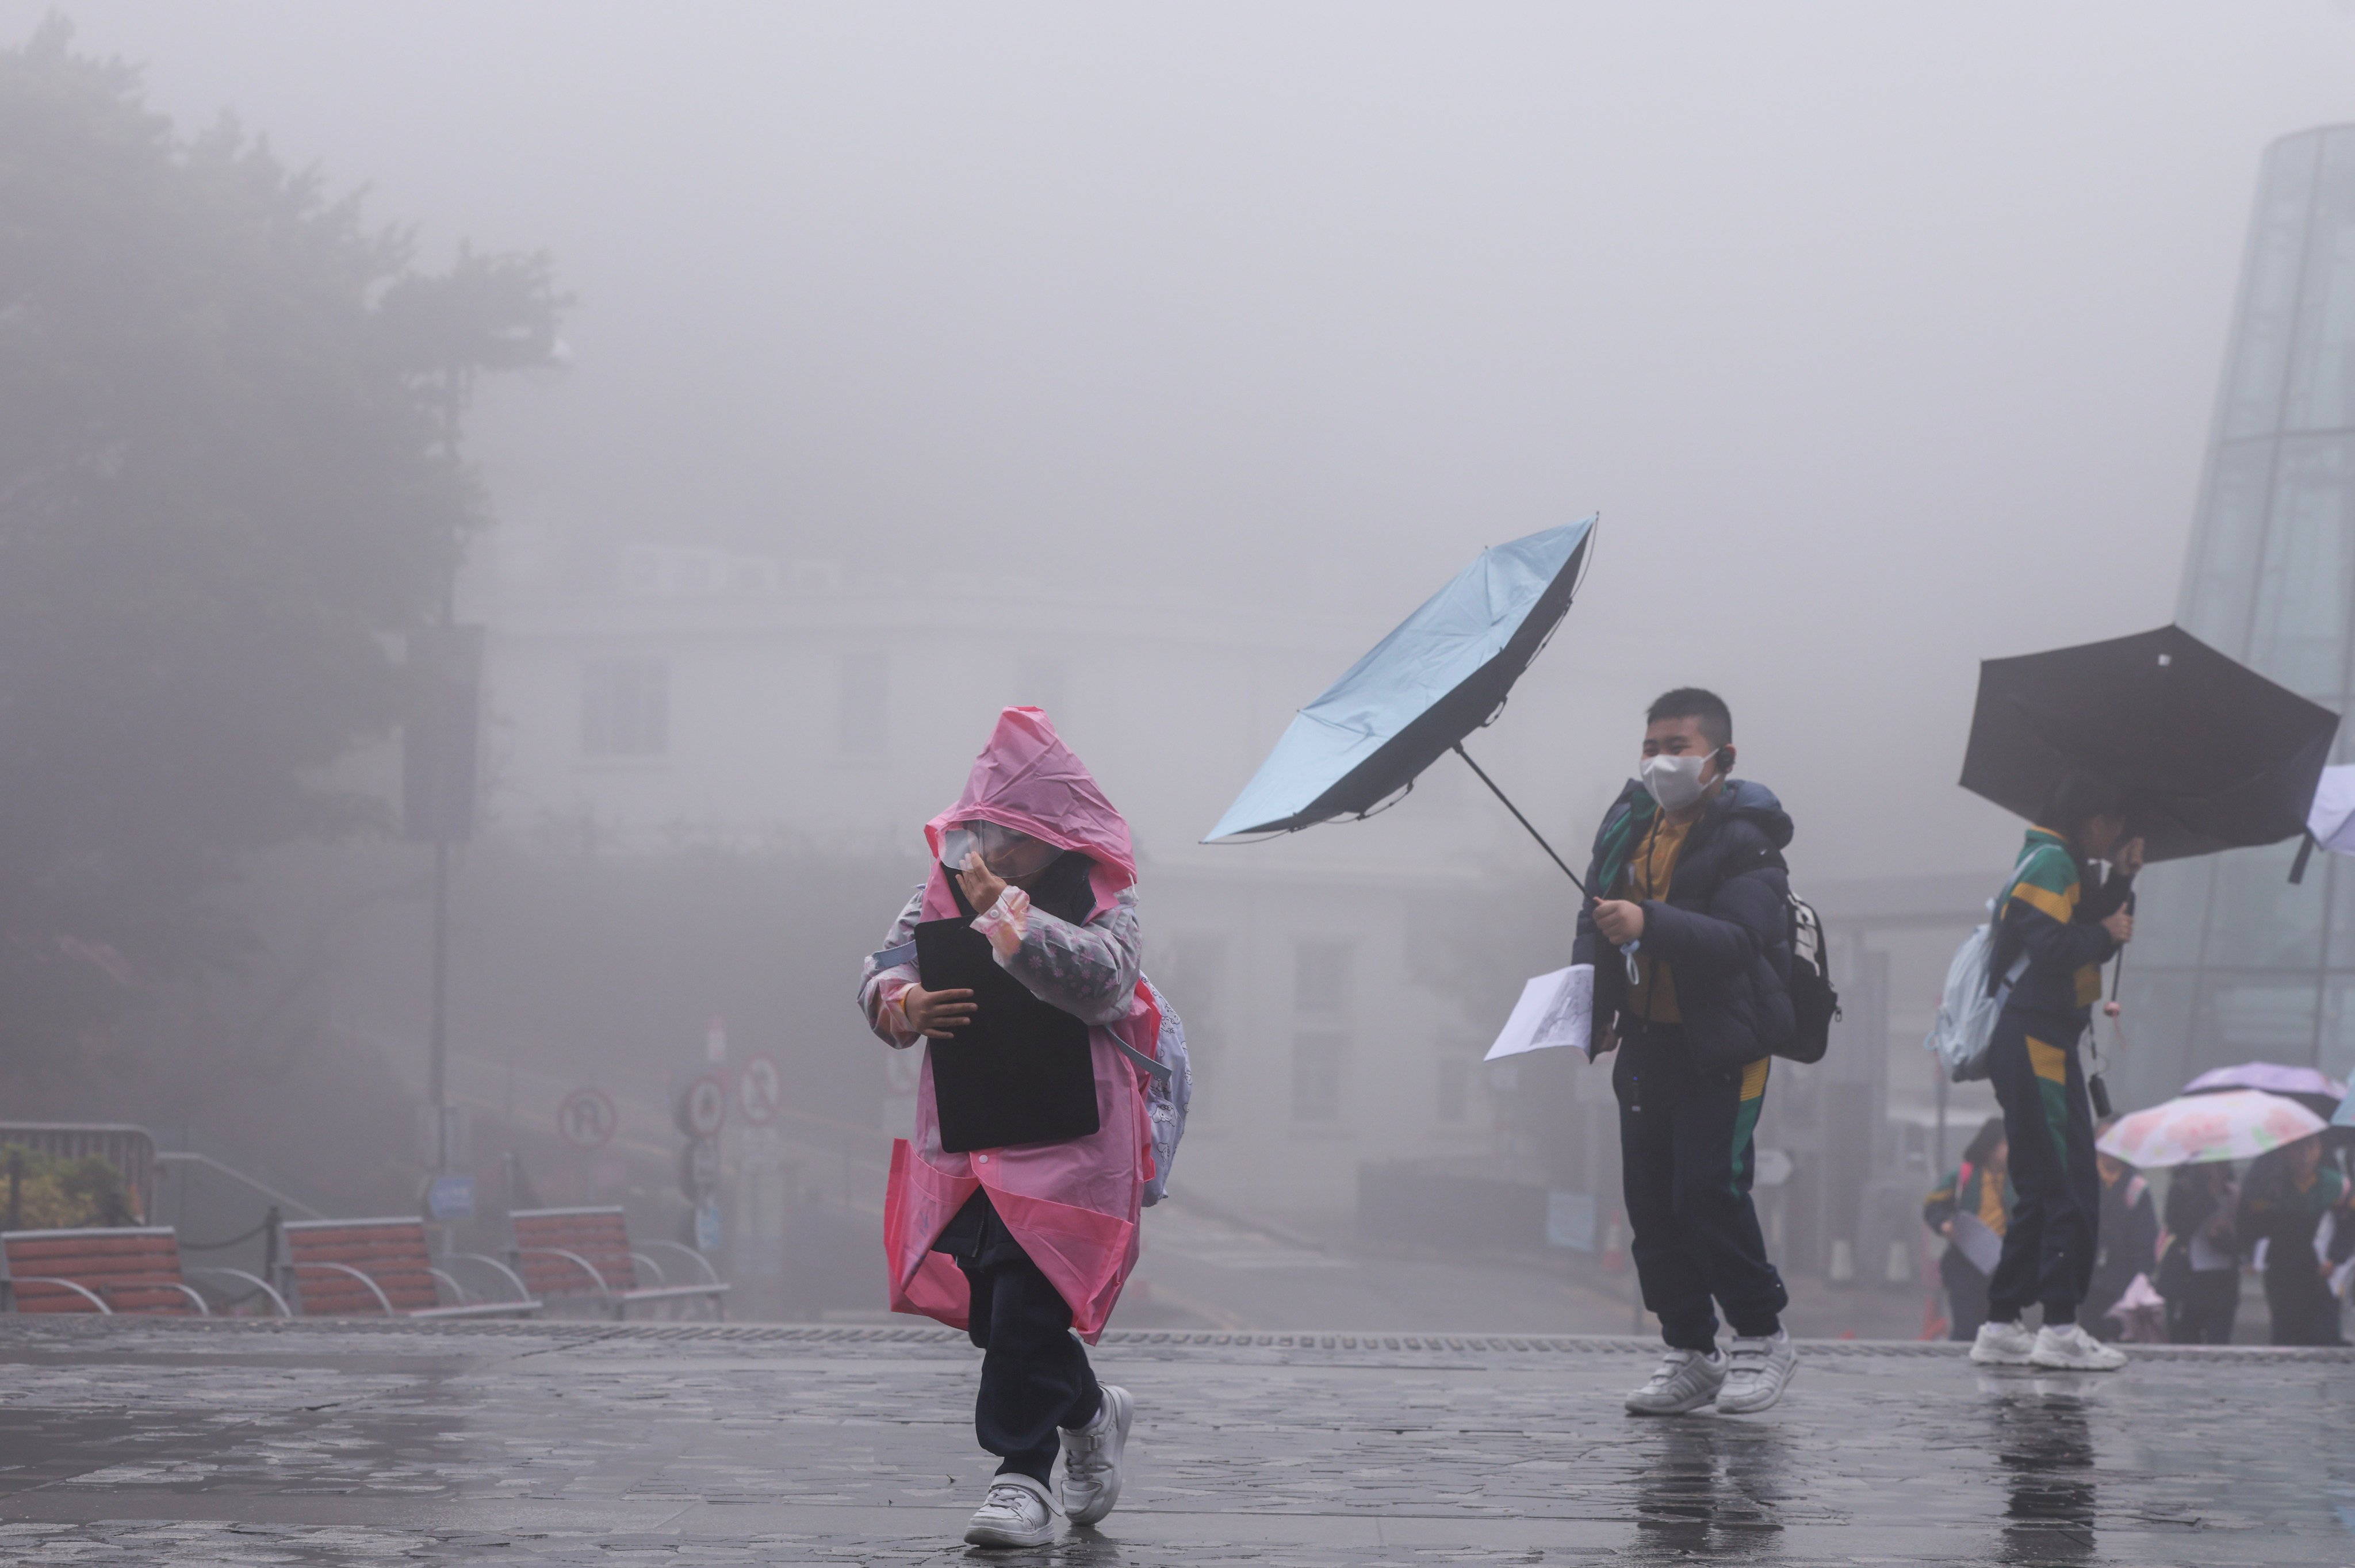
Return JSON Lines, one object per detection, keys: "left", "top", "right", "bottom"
{"left": 1575, "top": 688, "right": 1802, "bottom": 1416}
{"left": 1965, "top": 774, "right": 2138, "bottom": 1371}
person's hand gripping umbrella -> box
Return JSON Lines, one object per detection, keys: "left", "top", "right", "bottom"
{"left": 1960, "top": 623, "right": 2339, "bottom": 1108}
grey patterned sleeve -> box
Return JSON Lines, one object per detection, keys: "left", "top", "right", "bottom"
{"left": 997, "top": 886, "right": 1142, "bottom": 1028}
{"left": 857, "top": 883, "right": 929, "bottom": 1047}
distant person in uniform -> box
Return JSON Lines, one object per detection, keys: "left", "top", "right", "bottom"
{"left": 2236, "top": 1136, "right": 2352, "bottom": 1347}
{"left": 2157, "top": 1160, "right": 2240, "bottom": 1344}
{"left": 2086, "top": 1133, "right": 2159, "bottom": 1341}
{"left": 1924, "top": 1117, "right": 2011, "bottom": 1343}
{"left": 1577, "top": 688, "right": 1801, "bottom": 1416}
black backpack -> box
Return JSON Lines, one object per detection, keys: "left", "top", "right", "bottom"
{"left": 1778, "top": 890, "right": 1840, "bottom": 1064}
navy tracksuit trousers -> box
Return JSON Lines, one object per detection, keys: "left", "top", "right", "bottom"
{"left": 1613, "top": 1025, "right": 1789, "bottom": 1352}
{"left": 1983, "top": 1007, "right": 2099, "bottom": 1324}
{"left": 933, "top": 1189, "right": 1102, "bottom": 1485}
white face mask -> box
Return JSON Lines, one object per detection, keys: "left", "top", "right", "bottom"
{"left": 1640, "top": 749, "right": 1721, "bottom": 812}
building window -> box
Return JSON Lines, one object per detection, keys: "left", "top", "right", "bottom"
{"left": 1292, "top": 939, "right": 1352, "bottom": 1121}
{"left": 1294, "top": 940, "right": 1353, "bottom": 1015}
{"left": 1293, "top": 1030, "right": 1347, "bottom": 1123}
{"left": 1162, "top": 934, "right": 1226, "bottom": 1071}
{"left": 838, "top": 653, "right": 889, "bottom": 757}
{"left": 581, "top": 658, "right": 668, "bottom": 757}
{"left": 1436, "top": 1052, "right": 1472, "bottom": 1123}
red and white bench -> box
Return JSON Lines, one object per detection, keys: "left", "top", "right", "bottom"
{"left": 507, "top": 1206, "right": 728, "bottom": 1319}
{"left": 0, "top": 1226, "right": 288, "bottom": 1316}
{"left": 281, "top": 1216, "right": 538, "bottom": 1319}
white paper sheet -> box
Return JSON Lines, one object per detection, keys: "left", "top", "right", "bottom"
{"left": 1485, "top": 964, "right": 1596, "bottom": 1063}
{"left": 1950, "top": 1212, "right": 2003, "bottom": 1276}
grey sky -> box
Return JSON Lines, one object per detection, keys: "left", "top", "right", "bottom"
{"left": 16, "top": 1, "right": 2354, "bottom": 879}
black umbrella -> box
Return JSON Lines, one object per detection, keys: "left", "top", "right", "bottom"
{"left": 1960, "top": 625, "right": 2338, "bottom": 862}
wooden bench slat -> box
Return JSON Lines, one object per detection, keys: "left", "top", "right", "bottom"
{"left": 3, "top": 1228, "right": 195, "bottom": 1317}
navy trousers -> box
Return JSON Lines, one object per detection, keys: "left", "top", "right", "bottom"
{"left": 934, "top": 1190, "right": 1102, "bottom": 1484}
{"left": 1983, "top": 1007, "right": 2099, "bottom": 1324}
{"left": 1613, "top": 1026, "right": 1788, "bottom": 1352}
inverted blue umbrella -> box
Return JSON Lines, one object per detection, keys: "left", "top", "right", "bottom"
{"left": 1204, "top": 516, "right": 1597, "bottom": 890}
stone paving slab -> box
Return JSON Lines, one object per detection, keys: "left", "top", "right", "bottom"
{"left": 0, "top": 1318, "right": 2349, "bottom": 1564}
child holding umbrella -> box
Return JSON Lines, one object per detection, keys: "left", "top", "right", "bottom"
{"left": 1967, "top": 772, "right": 2140, "bottom": 1371}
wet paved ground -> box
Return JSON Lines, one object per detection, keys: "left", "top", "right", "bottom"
{"left": 0, "top": 1318, "right": 2349, "bottom": 1565}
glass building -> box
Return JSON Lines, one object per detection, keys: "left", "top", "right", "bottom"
{"left": 2122, "top": 124, "right": 2355, "bottom": 1103}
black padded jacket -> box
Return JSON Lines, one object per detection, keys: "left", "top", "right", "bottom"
{"left": 1572, "top": 777, "right": 1797, "bottom": 1073}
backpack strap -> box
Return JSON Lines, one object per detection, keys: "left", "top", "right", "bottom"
{"left": 1112, "top": 1034, "right": 1174, "bottom": 1086}
{"left": 1983, "top": 842, "right": 2046, "bottom": 995}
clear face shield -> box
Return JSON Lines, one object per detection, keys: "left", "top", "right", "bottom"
{"left": 940, "top": 820, "right": 1061, "bottom": 880}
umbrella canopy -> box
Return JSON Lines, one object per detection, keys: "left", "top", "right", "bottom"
{"left": 1959, "top": 625, "right": 2338, "bottom": 862}
{"left": 2096, "top": 1088, "right": 2327, "bottom": 1168}
{"left": 2183, "top": 1061, "right": 2348, "bottom": 1121}
{"left": 1205, "top": 517, "right": 1596, "bottom": 843}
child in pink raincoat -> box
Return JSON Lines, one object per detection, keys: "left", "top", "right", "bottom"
{"left": 857, "top": 707, "right": 1159, "bottom": 1548}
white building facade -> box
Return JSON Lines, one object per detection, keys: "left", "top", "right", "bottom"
{"left": 473, "top": 540, "right": 1538, "bottom": 1218}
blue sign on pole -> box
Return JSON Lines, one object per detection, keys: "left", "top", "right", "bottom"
{"left": 695, "top": 1197, "right": 722, "bottom": 1253}
{"left": 1546, "top": 1190, "right": 1597, "bottom": 1253}
{"left": 428, "top": 1174, "right": 476, "bottom": 1221}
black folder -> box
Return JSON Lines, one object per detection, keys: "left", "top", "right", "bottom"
{"left": 914, "top": 917, "right": 1098, "bottom": 1153}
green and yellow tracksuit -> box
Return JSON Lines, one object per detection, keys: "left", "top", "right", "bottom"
{"left": 1982, "top": 827, "right": 2128, "bottom": 1326}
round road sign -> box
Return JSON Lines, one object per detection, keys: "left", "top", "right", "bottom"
{"left": 680, "top": 1136, "right": 722, "bottom": 1198}
{"left": 558, "top": 1088, "right": 618, "bottom": 1150}
{"left": 738, "top": 1053, "right": 783, "bottom": 1126}
{"left": 679, "top": 1075, "right": 727, "bottom": 1138}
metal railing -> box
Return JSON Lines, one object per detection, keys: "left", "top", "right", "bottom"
{"left": 0, "top": 1124, "right": 158, "bottom": 1222}
{"left": 152, "top": 1151, "right": 325, "bottom": 1222}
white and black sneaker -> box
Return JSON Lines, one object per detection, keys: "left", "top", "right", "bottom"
{"left": 1057, "top": 1383, "right": 1133, "bottom": 1527}
{"left": 2029, "top": 1322, "right": 2127, "bottom": 1371}
{"left": 1717, "top": 1331, "right": 1798, "bottom": 1414}
{"left": 1969, "top": 1319, "right": 2038, "bottom": 1366}
{"left": 963, "top": 1473, "right": 1059, "bottom": 1548}
{"left": 1624, "top": 1347, "right": 1727, "bottom": 1415}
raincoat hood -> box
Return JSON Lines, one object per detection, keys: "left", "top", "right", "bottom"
{"left": 922, "top": 708, "right": 1136, "bottom": 920}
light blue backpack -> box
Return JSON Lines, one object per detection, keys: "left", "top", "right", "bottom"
{"left": 1118, "top": 978, "right": 1192, "bottom": 1206}
{"left": 1923, "top": 846, "right": 2039, "bottom": 1083}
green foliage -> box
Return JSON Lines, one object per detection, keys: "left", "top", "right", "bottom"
{"left": 0, "top": 20, "right": 563, "bottom": 1084}
{"left": 0, "top": 1146, "right": 137, "bottom": 1229}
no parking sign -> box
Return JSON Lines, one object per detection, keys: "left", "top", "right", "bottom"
{"left": 678, "top": 1075, "right": 727, "bottom": 1139}
{"left": 558, "top": 1088, "right": 618, "bottom": 1150}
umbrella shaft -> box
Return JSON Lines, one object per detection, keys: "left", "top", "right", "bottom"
{"left": 1453, "top": 743, "right": 1589, "bottom": 895}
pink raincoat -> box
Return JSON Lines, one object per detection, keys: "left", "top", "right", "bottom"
{"left": 859, "top": 708, "right": 1158, "bottom": 1342}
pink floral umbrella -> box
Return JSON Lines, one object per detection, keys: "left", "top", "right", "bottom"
{"left": 2097, "top": 1089, "right": 2327, "bottom": 1167}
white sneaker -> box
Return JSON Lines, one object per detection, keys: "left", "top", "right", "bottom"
{"left": 1969, "top": 1319, "right": 2037, "bottom": 1366}
{"left": 1624, "top": 1348, "right": 1727, "bottom": 1415}
{"left": 1717, "top": 1331, "right": 1797, "bottom": 1414}
{"left": 2030, "top": 1322, "right": 2127, "bottom": 1371}
{"left": 963, "top": 1473, "right": 1059, "bottom": 1548}
{"left": 1057, "top": 1384, "right": 1132, "bottom": 1527}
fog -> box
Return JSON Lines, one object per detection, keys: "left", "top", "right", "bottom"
{"left": 21, "top": 2, "right": 2352, "bottom": 870}
{"left": 4, "top": 3, "right": 2346, "bottom": 1329}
